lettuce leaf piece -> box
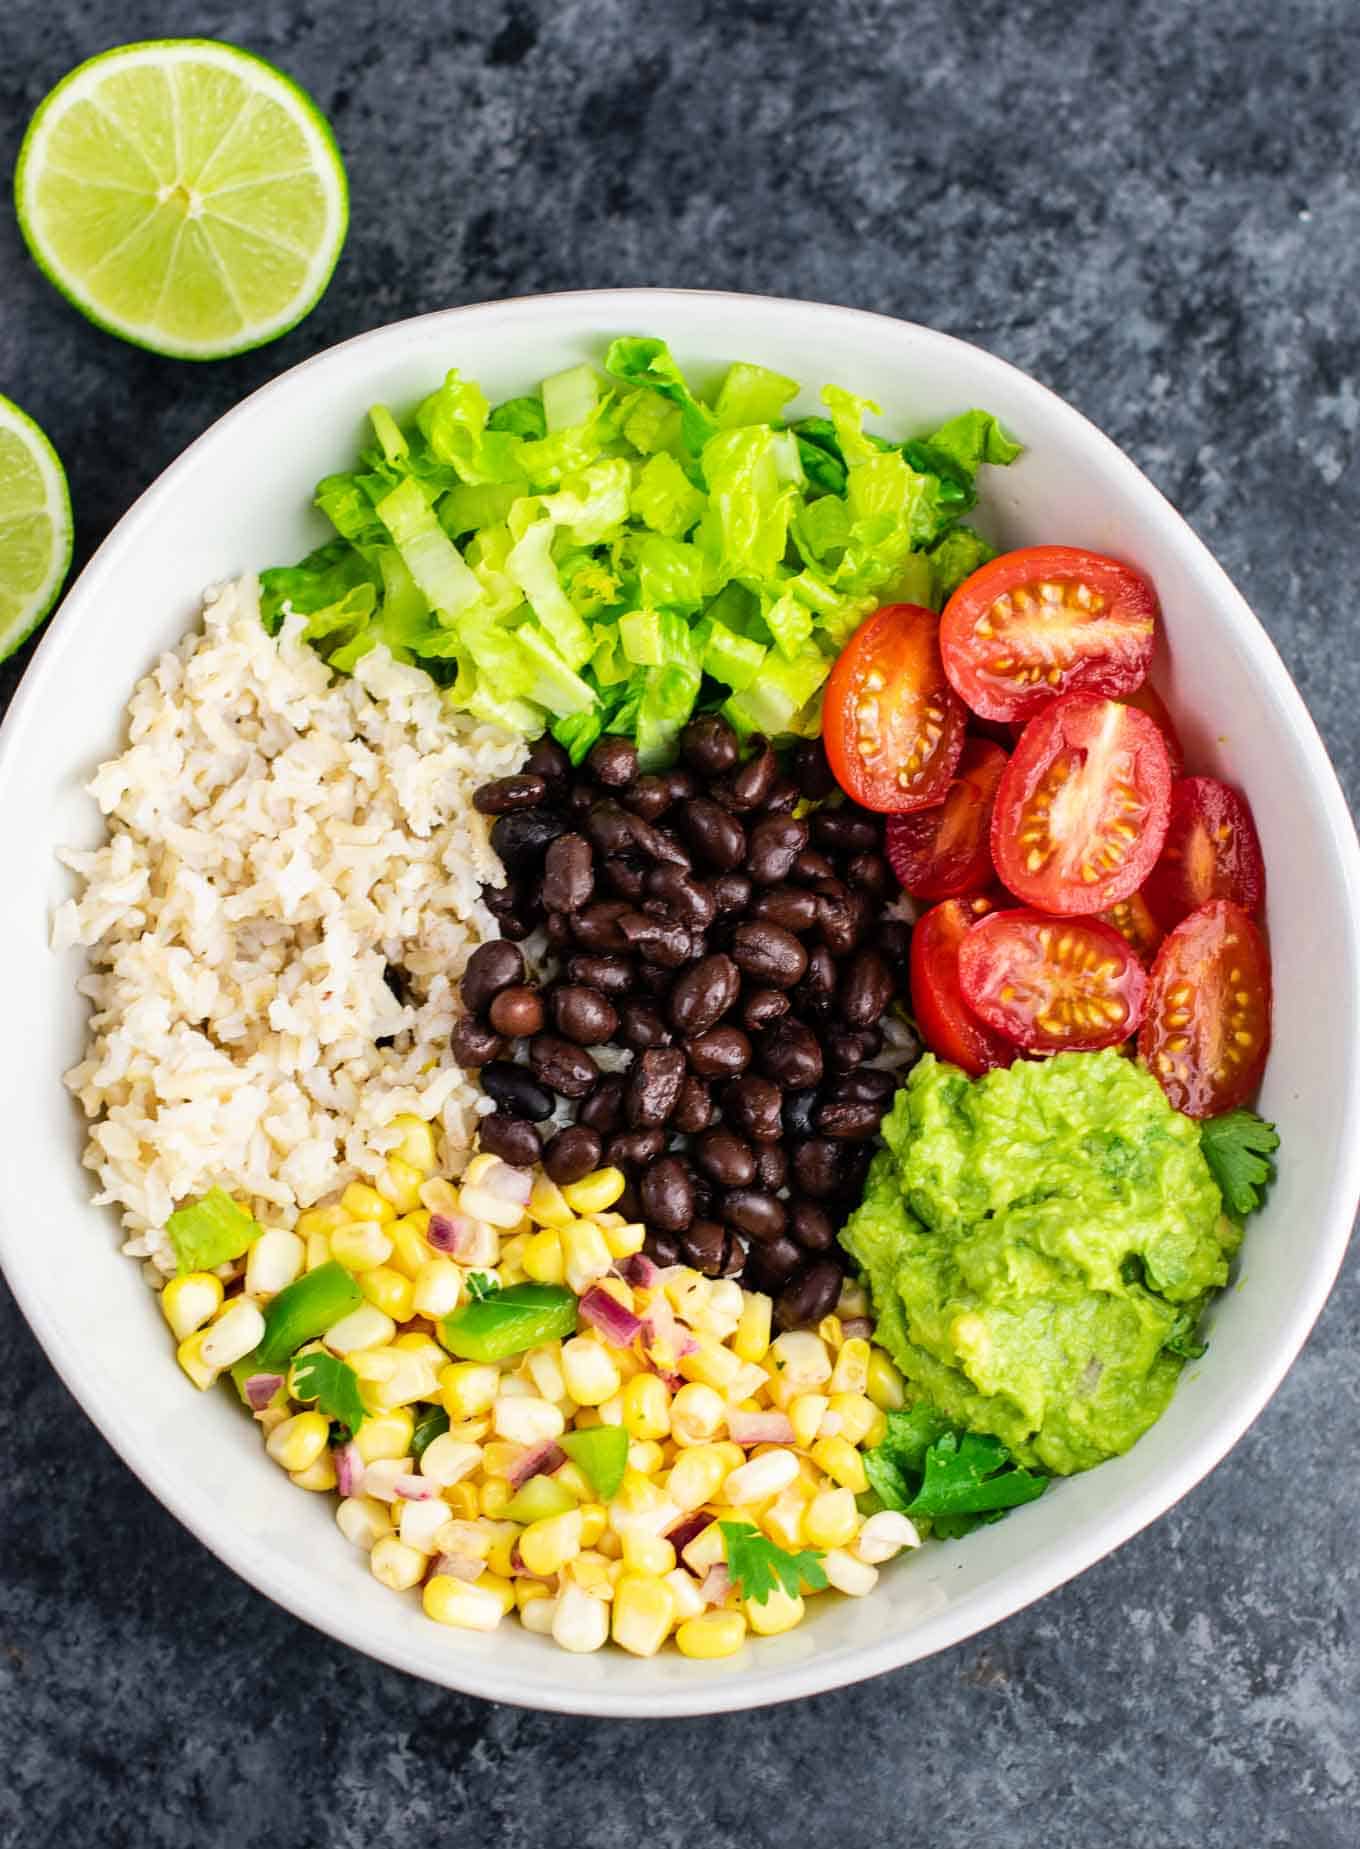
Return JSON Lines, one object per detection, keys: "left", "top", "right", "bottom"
{"left": 440, "top": 480, "right": 522, "bottom": 537}
{"left": 723, "top": 643, "right": 830, "bottom": 737}
{"left": 631, "top": 451, "right": 706, "bottom": 537}
{"left": 259, "top": 540, "right": 382, "bottom": 635}
{"left": 505, "top": 519, "right": 594, "bottom": 668}
{"left": 928, "top": 526, "right": 998, "bottom": 604}
{"left": 416, "top": 370, "right": 526, "bottom": 484}
{"left": 542, "top": 364, "right": 599, "bottom": 433}
{"left": 376, "top": 478, "right": 485, "bottom": 618}
{"left": 488, "top": 395, "right": 547, "bottom": 440}
{"left": 701, "top": 618, "right": 766, "bottom": 691}
{"left": 619, "top": 387, "right": 685, "bottom": 458}
{"left": 314, "top": 471, "right": 388, "bottom": 547}
{"left": 619, "top": 608, "right": 664, "bottom": 667}
{"left": 697, "top": 427, "right": 793, "bottom": 584}
{"left": 761, "top": 587, "right": 815, "bottom": 659}
{"left": 712, "top": 361, "right": 799, "bottom": 429}
{"left": 552, "top": 707, "right": 605, "bottom": 765}
{"left": 515, "top": 623, "right": 599, "bottom": 715}
{"left": 633, "top": 534, "right": 710, "bottom": 610}
{"left": 924, "top": 408, "right": 1021, "bottom": 472}
{"left": 605, "top": 337, "right": 718, "bottom": 454}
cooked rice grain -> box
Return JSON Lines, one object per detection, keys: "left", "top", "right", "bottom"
{"left": 54, "top": 577, "right": 523, "bottom": 1273}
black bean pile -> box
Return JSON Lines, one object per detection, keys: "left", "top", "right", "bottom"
{"left": 455, "top": 714, "right": 919, "bottom": 1332}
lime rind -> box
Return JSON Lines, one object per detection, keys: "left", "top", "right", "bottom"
{"left": 0, "top": 395, "right": 73, "bottom": 663}
{"left": 14, "top": 39, "right": 348, "bottom": 362}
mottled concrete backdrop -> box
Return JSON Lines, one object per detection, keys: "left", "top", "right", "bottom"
{"left": 1, "top": 2, "right": 1356, "bottom": 1844}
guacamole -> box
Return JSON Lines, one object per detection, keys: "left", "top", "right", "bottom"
{"left": 841, "top": 1050, "right": 1237, "bottom": 1475}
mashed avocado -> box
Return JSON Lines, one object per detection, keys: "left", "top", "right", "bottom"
{"left": 841, "top": 1050, "right": 1237, "bottom": 1475}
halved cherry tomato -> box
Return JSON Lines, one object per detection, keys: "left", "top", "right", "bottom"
{"left": 940, "top": 545, "right": 1159, "bottom": 723}
{"left": 957, "top": 909, "right": 1148, "bottom": 1053}
{"left": 1100, "top": 891, "right": 1165, "bottom": 965}
{"left": 824, "top": 602, "right": 967, "bottom": 813}
{"left": 992, "top": 694, "right": 1173, "bottom": 914}
{"left": 1141, "top": 776, "right": 1265, "bottom": 932}
{"left": 1139, "top": 899, "right": 1271, "bottom": 1117}
{"left": 885, "top": 739, "right": 1008, "bottom": 899}
{"left": 910, "top": 892, "right": 1016, "bottom": 1076}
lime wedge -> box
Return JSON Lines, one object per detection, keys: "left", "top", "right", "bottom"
{"left": 0, "top": 395, "right": 73, "bottom": 663}
{"left": 14, "top": 39, "right": 348, "bottom": 361}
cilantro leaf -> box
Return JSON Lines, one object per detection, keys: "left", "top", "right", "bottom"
{"left": 907, "top": 1432, "right": 1048, "bottom": 1519}
{"left": 1199, "top": 1110, "right": 1280, "bottom": 1218}
{"left": 289, "top": 1350, "right": 367, "bottom": 1438}
{"left": 466, "top": 1272, "right": 501, "bottom": 1301}
{"left": 719, "top": 1521, "right": 827, "bottom": 1604}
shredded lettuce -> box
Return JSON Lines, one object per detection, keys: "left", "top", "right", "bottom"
{"left": 261, "top": 339, "right": 1019, "bottom": 760}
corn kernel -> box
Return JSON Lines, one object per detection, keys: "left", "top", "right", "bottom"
{"left": 552, "top": 1581, "right": 609, "bottom": 1653}
{"left": 458, "top": 1154, "right": 532, "bottom": 1229}
{"left": 680, "top": 1520, "right": 725, "bottom": 1574}
{"left": 516, "top": 1578, "right": 553, "bottom": 1612}
{"left": 379, "top": 1157, "right": 426, "bottom": 1216}
{"left": 297, "top": 1204, "right": 349, "bottom": 1239}
{"left": 552, "top": 1460, "right": 593, "bottom": 1502}
{"left": 393, "top": 1330, "right": 445, "bottom": 1366}
{"left": 561, "top": 1337, "right": 622, "bottom": 1407}
{"left": 519, "top": 1509, "right": 584, "bottom": 1578}
{"left": 522, "top": 1343, "right": 566, "bottom": 1404}
{"left": 803, "top": 1486, "right": 859, "bottom": 1550}
{"left": 528, "top": 1174, "right": 575, "bottom": 1228}
{"left": 561, "top": 1220, "right": 612, "bottom": 1294}
{"left": 664, "top": 1566, "right": 707, "bottom": 1622}
{"left": 829, "top": 1337, "right": 871, "bottom": 1396}
{"left": 409, "top": 1257, "right": 461, "bottom": 1319}
{"left": 595, "top": 1528, "right": 623, "bottom": 1561}
{"left": 198, "top": 1297, "right": 266, "bottom": 1369}
{"left": 602, "top": 1219, "right": 646, "bottom": 1259}
{"left": 391, "top": 1115, "right": 438, "bottom": 1173}
{"left": 670, "top": 1382, "right": 727, "bottom": 1446}
{"left": 561, "top": 1167, "right": 626, "bottom": 1215}
{"left": 745, "top": 1586, "right": 805, "bottom": 1636}
{"left": 789, "top": 1393, "right": 830, "bottom": 1450}
{"left": 160, "top": 1273, "right": 223, "bottom": 1343}
{"left": 823, "top": 1549, "right": 879, "bottom": 1597}
{"left": 475, "top": 1570, "right": 517, "bottom": 1616}
{"left": 679, "top": 1338, "right": 743, "bottom": 1395}
{"left": 710, "top": 1440, "right": 746, "bottom": 1475}
{"left": 266, "top": 1411, "right": 330, "bottom": 1473}
{"left": 370, "top": 1534, "right": 427, "bottom": 1591}
{"left": 568, "top": 1551, "right": 615, "bottom": 1596}
{"left": 810, "top": 1435, "right": 868, "bottom": 1494}
{"left": 827, "top": 1391, "right": 879, "bottom": 1447}
{"left": 493, "top": 1395, "right": 565, "bottom": 1445}
{"left": 388, "top": 1217, "right": 435, "bottom": 1278}
{"left": 627, "top": 1439, "right": 666, "bottom": 1477}
{"left": 245, "top": 1229, "right": 305, "bottom": 1299}
{"left": 359, "top": 1264, "right": 415, "bottom": 1322}
{"left": 342, "top": 1181, "right": 396, "bottom": 1224}
{"left": 611, "top": 1573, "right": 675, "bottom": 1657}
{"left": 596, "top": 1392, "right": 625, "bottom": 1427}
{"left": 419, "top": 1434, "right": 483, "bottom": 1487}
{"left": 440, "top": 1361, "right": 500, "bottom": 1420}
{"left": 761, "top": 1489, "right": 807, "bottom": 1551}
{"left": 769, "top": 1330, "right": 832, "bottom": 1392}
{"left": 289, "top": 1451, "right": 338, "bottom": 1493}
{"left": 694, "top": 1278, "right": 745, "bottom": 1340}
{"left": 444, "top": 1482, "right": 480, "bottom": 1522}
{"left": 854, "top": 1510, "right": 921, "bottom": 1564}
{"left": 337, "top": 1495, "right": 393, "bottom": 1551}
{"left": 577, "top": 1502, "right": 608, "bottom": 1547}
{"left": 621, "top": 1531, "right": 676, "bottom": 1576}
{"left": 676, "top": 1610, "right": 748, "bottom": 1658}
{"left": 866, "top": 1348, "right": 907, "bottom": 1413}
{"left": 175, "top": 1330, "right": 219, "bottom": 1390}
{"left": 732, "top": 1290, "right": 773, "bottom": 1364}
{"left": 423, "top": 1574, "right": 503, "bottom": 1630}
{"left": 479, "top": 1480, "right": 513, "bottom": 1520}
{"left": 480, "top": 1521, "right": 516, "bottom": 1576}
{"left": 400, "top": 1497, "right": 454, "bottom": 1555}
{"left": 522, "top": 1229, "right": 566, "bottom": 1285}
{"left": 521, "top": 1595, "right": 559, "bottom": 1635}
{"left": 331, "top": 1221, "right": 394, "bottom": 1274}
{"left": 723, "top": 1448, "right": 799, "bottom": 1506}
{"left": 666, "top": 1444, "right": 729, "bottom": 1512}
{"left": 305, "top": 1230, "right": 332, "bottom": 1272}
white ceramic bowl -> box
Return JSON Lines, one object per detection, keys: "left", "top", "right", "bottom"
{"left": 2, "top": 289, "right": 1358, "bottom": 1717}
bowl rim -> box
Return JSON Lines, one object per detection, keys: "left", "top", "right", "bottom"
{"left": 3, "top": 286, "right": 1359, "bottom": 1717}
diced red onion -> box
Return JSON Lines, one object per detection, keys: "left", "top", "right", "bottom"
{"left": 579, "top": 1285, "right": 643, "bottom": 1349}
{"left": 841, "top": 1316, "right": 874, "bottom": 1340}
{"left": 393, "top": 1472, "right": 439, "bottom": 1501}
{"left": 700, "top": 1564, "right": 733, "bottom": 1606}
{"left": 242, "top": 1372, "right": 284, "bottom": 1411}
{"left": 727, "top": 1410, "right": 796, "bottom": 1447}
{"left": 615, "top": 1254, "right": 660, "bottom": 1289}
{"left": 641, "top": 1296, "right": 698, "bottom": 1363}
{"left": 333, "top": 1440, "right": 365, "bottom": 1497}
{"left": 666, "top": 1511, "right": 713, "bottom": 1555}
{"left": 433, "top": 1550, "right": 484, "bottom": 1584}
{"left": 427, "top": 1213, "right": 480, "bottom": 1258}
{"left": 647, "top": 1362, "right": 685, "bottom": 1392}
{"left": 507, "top": 1440, "right": 566, "bottom": 1490}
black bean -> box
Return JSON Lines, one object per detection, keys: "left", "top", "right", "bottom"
{"left": 450, "top": 1017, "right": 507, "bottom": 1069}
{"left": 644, "top": 1230, "right": 682, "bottom": 1269}
{"left": 791, "top": 739, "right": 837, "bottom": 799}
{"left": 762, "top": 775, "right": 802, "bottom": 815}
{"left": 645, "top": 865, "right": 717, "bottom": 930}
{"left": 641, "top": 1156, "right": 695, "bottom": 1233}
{"left": 529, "top": 1035, "right": 599, "bottom": 1099}
{"left": 839, "top": 1146, "right": 875, "bottom": 1202}
{"left": 755, "top": 1142, "right": 788, "bottom": 1192}
{"left": 731, "top": 920, "right": 809, "bottom": 988}
{"left": 524, "top": 737, "right": 572, "bottom": 787}
{"left": 824, "top": 1026, "right": 881, "bottom": 1075}
{"left": 664, "top": 765, "right": 698, "bottom": 805}
{"left": 813, "top": 808, "right": 881, "bottom": 856}
{"left": 490, "top": 809, "right": 569, "bottom": 875}
{"left": 681, "top": 713, "right": 741, "bottom": 776}
{"left": 845, "top": 851, "right": 893, "bottom": 900}
{"left": 791, "top": 1137, "right": 843, "bottom": 1197}
{"left": 876, "top": 919, "right": 913, "bottom": 966}
{"left": 711, "top": 872, "right": 754, "bottom": 915}
{"left": 782, "top": 1088, "right": 820, "bottom": 1140}
{"left": 671, "top": 1075, "right": 716, "bottom": 1135}
{"left": 678, "top": 799, "right": 747, "bottom": 872}
{"left": 579, "top": 1074, "right": 626, "bottom": 1134}
{"left": 690, "top": 1176, "right": 716, "bottom": 1221}
{"left": 789, "top": 1199, "right": 836, "bottom": 1252}
{"left": 681, "top": 1219, "right": 729, "bottom": 1277}
{"left": 584, "top": 800, "right": 640, "bottom": 858}
{"left": 543, "top": 1124, "right": 604, "bottom": 1186}
{"left": 626, "top": 1047, "right": 687, "bottom": 1127}
{"left": 570, "top": 901, "right": 632, "bottom": 951}
{"left": 815, "top": 880, "right": 868, "bottom": 957}
{"left": 551, "top": 985, "right": 620, "bottom": 1047}
{"left": 480, "top": 1060, "right": 556, "bottom": 1121}
{"left": 460, "top": 940, "right": 526, "bottom": 1016}
{"left": 775, "top": 1260, "right": 843, "bottom": 1332}
{"left": 618, "top": 911, "right": 693, "bottom": 967}
{"left": 669, "top": 953, "right": 741, "bottom": 1035}
{"left": 480, "top": 881, "right": 536, "bottom": 941}
{"left": 607, "top": 1128, "right": 667, "bottom": 1168}
{"left": 747, "top": 815, "right": 809, "bottom": 885}
{"left": 815, "top": 1096, "right": 884, "bottom": 1140}
{"left": 474, "top": 773, "right": 548, "bottom": 815}
{"left": 542, "top": 834, "right": 594, "bottom": 913}
{"left": 544, "top": 910, "right": 573, "bottom": 945}
{"left": 721, "top": 737, "right": 777, "bottom": 812}
{"left": 626, "top": 817, "right": 691, "bottom": 868}
{"left": 758, "top": 1017, "right": 824, "bottom": 1089}
{"left": 618, "top": 1001, "right": 672, "bottom": 1050}
{"left": 744, "top": 1235, "right": 802, "bottom": 1291}
{"left": 695, "top": 1129, "right": 757, "bottom": 1187}
{"left": 751, "top": 884, "right": 818, "bottom": 933}
{"left": 719, "top": 1234, "right": 746, "bottom": 1278}
{"left": 625, "top": 774, "right": 674, "bottom": 821}
{"left": 634, "top": 961, "right": 674, "bottom": 998}
{"left": 841, "top": 948, "right": 895, "bottom": 1028}
{"left": 587, "top": 735, "right": 639, "bottom": 788}
{"left": 790, "top": 849, "right": 837, "bottom": 886}
{"left": 721, "top": 1188, "right": 786, "bottom": 1242}
{"left": 567, "top": 954, "right": 635, "bottom": 997}
{"left": 794, "top": 944, "right": 837, "bottom": 1020}
{"left": 478, "top": 1111, "right": 543, "bottom": 1167}
{"left": 742, "top": 987, "right": 790, "bottom": 1033}
{"left": 488, "top": 984, "right": 545, "bottom": 1039}
{"left": 685, "top": 1026, "right": 752, "bottom": 1078}
{"left": 829, "top": 1068, "right": 898, "bottom": 1107}
{"left": 723, "top": 1075, "right": 784, "bottom": 1142}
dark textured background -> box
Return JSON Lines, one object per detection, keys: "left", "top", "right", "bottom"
{"left": 1, "top": 2, "right": 1357, "bottom": 1844}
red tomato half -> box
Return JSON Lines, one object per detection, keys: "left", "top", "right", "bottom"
{"left": 885, "top": 739, "right": 1008, "bottom": 899}
{"left": 824, "top": 603, "right": 967, "bottom": 813}
{"left": 940, "top": 545, "right": 1159, "bottom": 723}
{"left": 992, "top": 694, "right": 1173, "bottom": 914}
{"left": 957, "top": 909, "right": 1148, "bottom": 1053}
{"left": 1141, "top": 776, "right": 1266, "bottom": 931}
{"left": 910, "top": 893, "right": 1017, "bottom": 1076}
{"left": 1139, "top": 900, "right": 1271, "bottom": 1117}
{"left": 1100, "top": 891, "right": 1165, "bottom": 965}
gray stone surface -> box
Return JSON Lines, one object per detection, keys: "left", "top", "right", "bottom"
{"left": 1, "top": 0, "right": 1357, "bottom": 1843}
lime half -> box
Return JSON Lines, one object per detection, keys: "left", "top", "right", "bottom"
{"left": 15, "top": 39, "right": 348, "bottom": 361}
{"left": 0, "top": 396, "right": 73, "bottom": 663}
